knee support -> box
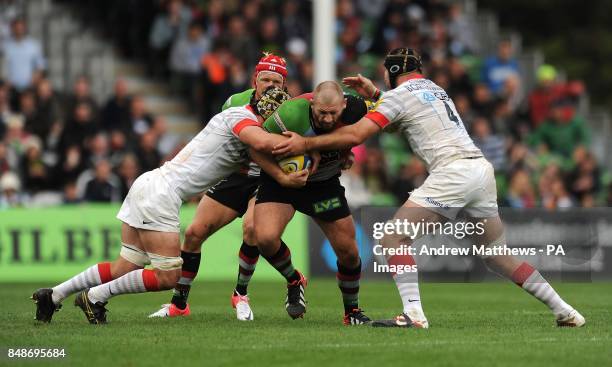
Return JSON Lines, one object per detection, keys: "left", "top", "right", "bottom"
{"left": 120, "top": 243, "right": 151, "bottom": 267}
{"left": 147, "top": 252, "right": 184, "bottom": 271}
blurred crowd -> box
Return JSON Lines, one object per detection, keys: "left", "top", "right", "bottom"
{"left": 1, "top": 0, "right": 611, "bottom": 210}
{"left": 0, "top": 15, "right": 175, "bottom": 208}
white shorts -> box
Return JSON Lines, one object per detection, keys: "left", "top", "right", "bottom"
{"left": 117, "top": 169, "right": 183, "bottom": 232}
{"left": 409, "top": 157, "right": 498, "bottom": 219}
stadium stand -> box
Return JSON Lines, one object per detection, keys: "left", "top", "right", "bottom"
{"left": 0, "top": 0, "right": 610, "bottom": 209}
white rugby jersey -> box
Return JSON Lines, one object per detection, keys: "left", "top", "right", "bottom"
{"left": 159, "top": 106, "right": 260, "bottom": 201}
{"left": 365, "top": 74, "right": 482, "bottom": 171}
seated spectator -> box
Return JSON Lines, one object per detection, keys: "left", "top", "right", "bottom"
{"left": 116, "top": 153, "right": 140, "bottom": 199}
{"left": 64, "top": 76, "right": 99, "bottom": 120}
{"left": 505, "top": 168, "right": 536, "bottom": 208}
{"left": 4, "top": 114, "right": 29, "bottom": 158}
{"left": 102, "top": 78, "right": 132, "bottom": 132}
{"left": 19, "top": 136, "right": 50, "bottom": 193}
{"left": 447, "top": 57, "right": 473, "bottom": 98}
{"left": 35, "top": 78, "right": 63, "bottom": 139}
{"left": 0, "top": 171, "right": 28, "bottom": 208}
{"left": 528, "top": 64, "right": 585, "bottom": 127}
{"left": 507, "top": 142, "right": 539, "bottom": 174}
{"left": 471, "top": 83, "right": 495, "bottom": 119}
{"left": 82, "top": 159, "right": 121, "bottom": 203}
{"left": 2, "top": 18, "right": 45, "bottom": 92}
{"left": 128, "top": 96, "right": 154, "bottom": 137}
{"left": 85, "top": 132, "right": 110, "bottom": 168}
{"left": 54, "top": 145, "right": 85, "bottom": 187}
{"left": 20, "top": 90, "right": 41, "bottom": 137}
{"left": 136, "top": 131, "right": 161, "bottom": 172}
{"left": 59, "top": 102, "right": 99, "bottom": 154}
{"left": 62, "top": 181, "right": 81, "bottom": 204}
{"left": 108, "top": 130, "right": 131, "bottom": 167}
{"left": 471, "top": 117, "right": 506, "bottom": 172}
{"left": 481, "top": 38, "right": 520, "bottom": 96}
{"left": 567, "top": 147, "right": 600, "bottom": 202}
{"left": 528, "top": 101, "right": 590, "bottom": 158}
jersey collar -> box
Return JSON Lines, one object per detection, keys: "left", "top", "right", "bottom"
{"left": 404, "top": 73, "right": 424, "bottom": 80}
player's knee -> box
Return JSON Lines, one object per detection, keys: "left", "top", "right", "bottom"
{"left": 255, "top": 229, "right": 280, "bottom": 249}
{"left": 153, "top": 269, "right": 180, "bottom": 290}
{"left": 242, "top": 220, "right": 256, "bottom": 245}
{"left": 335, "top": 244, "right": 360, "bottom": 268}
{"left": 185, "top": 222, "right": 214, "bottom": 248}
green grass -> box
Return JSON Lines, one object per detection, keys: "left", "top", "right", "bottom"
{"left": 1, "top": 280, "right": 610, "bottom": 367}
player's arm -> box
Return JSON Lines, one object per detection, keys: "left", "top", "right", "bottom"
{"left": 249, "top": 148, "right": 308, "bottom": 188}
{"left": 272, "top": 117, "right": 381, "bottom": 156}
{"left": 237, "top": 125, "right": 288, "bottom": 153}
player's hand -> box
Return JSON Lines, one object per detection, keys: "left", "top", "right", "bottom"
{"left": 273, "top": 131, "right": 307, "bottom": 157}
{"left": 342, "top": 74, "right": 377, "bottom": 99}
{"left": 281, "top": 169, "right": 309, "bottom": 188}
{"left": 341, "top": 151, "right": 355, "bottom": 170}
{"left": 309, "top": 151, "right": 321, "bottom": 174}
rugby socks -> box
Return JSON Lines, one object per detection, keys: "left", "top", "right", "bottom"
{"left": 235, "top": 242, "right": 260, "bottom": 296}
{"left": 388, "top": 253, "right": 425, "bottom": 317}
{"left": 88, "top": 269, "right": 159, "bottom": 304}
{"left": 51, "top": 262, "right": 113, "bottom": 304}
{"left": 511, "top": 262, "right": 572, "bottom": 317}
{"left": 170, "top": 251, "right": 201, "bottom": 310}
{"left": 262, "top": 240, "right": 301, "bottom": 283}
{"left": 337, "top": 260, "right": 361, "bottom": 313}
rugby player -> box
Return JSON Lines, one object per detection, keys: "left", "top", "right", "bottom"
{"left": 253, "top": 81, "right": 372, "bottom": 325}
{"left": 273, "top": 48, "right": 585, "bottom": 328}
{"left": 149, "top": 53, "right": 293, "bottom": 321}
{"left": 31, "top": 87, "right": 303, "bottom": 324}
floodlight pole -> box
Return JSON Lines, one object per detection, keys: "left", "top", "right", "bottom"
{"left": 313, "top": 0, "right": 336, "bottom": 87}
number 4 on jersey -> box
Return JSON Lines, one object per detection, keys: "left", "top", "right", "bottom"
{"left": 443, "top": 101, "right": 461, "bottom": 127}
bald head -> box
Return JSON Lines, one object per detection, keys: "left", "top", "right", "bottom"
{"left": 312, "top": 81, "right": 346, "bottom": 130}
{"left": 313, "top": 81, "right": 344, "bottom": 105}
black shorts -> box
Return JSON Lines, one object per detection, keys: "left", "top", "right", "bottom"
{"left": 256, "top": 172, "right": 351, "bottom": 222}
{"left": 205, "top": 173, "right": 259, "bottom": 216}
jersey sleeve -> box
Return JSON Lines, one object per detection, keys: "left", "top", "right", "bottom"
{"left": 364, "top": 89, "right": 403, "bottom": 129}
{"left": 228, "top": 108, "right": 260, "bottom": 137}
{"left": 262, "top": 97, "right": 312, "bottom": 135}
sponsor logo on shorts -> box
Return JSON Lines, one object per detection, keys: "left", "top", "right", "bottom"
{"left": 425, "top": 197, "right": 449, "bottom": 209}
{"left": 313, "top": 197, "right": 341, "bottom": 213}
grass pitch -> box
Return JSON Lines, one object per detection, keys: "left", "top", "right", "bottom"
{"left": 1, "top": 280, "right": 610, "bottom": 367}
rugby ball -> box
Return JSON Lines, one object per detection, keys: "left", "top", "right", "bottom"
{"left": 278, "top": 155, "right": 312, "bottom": 173}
